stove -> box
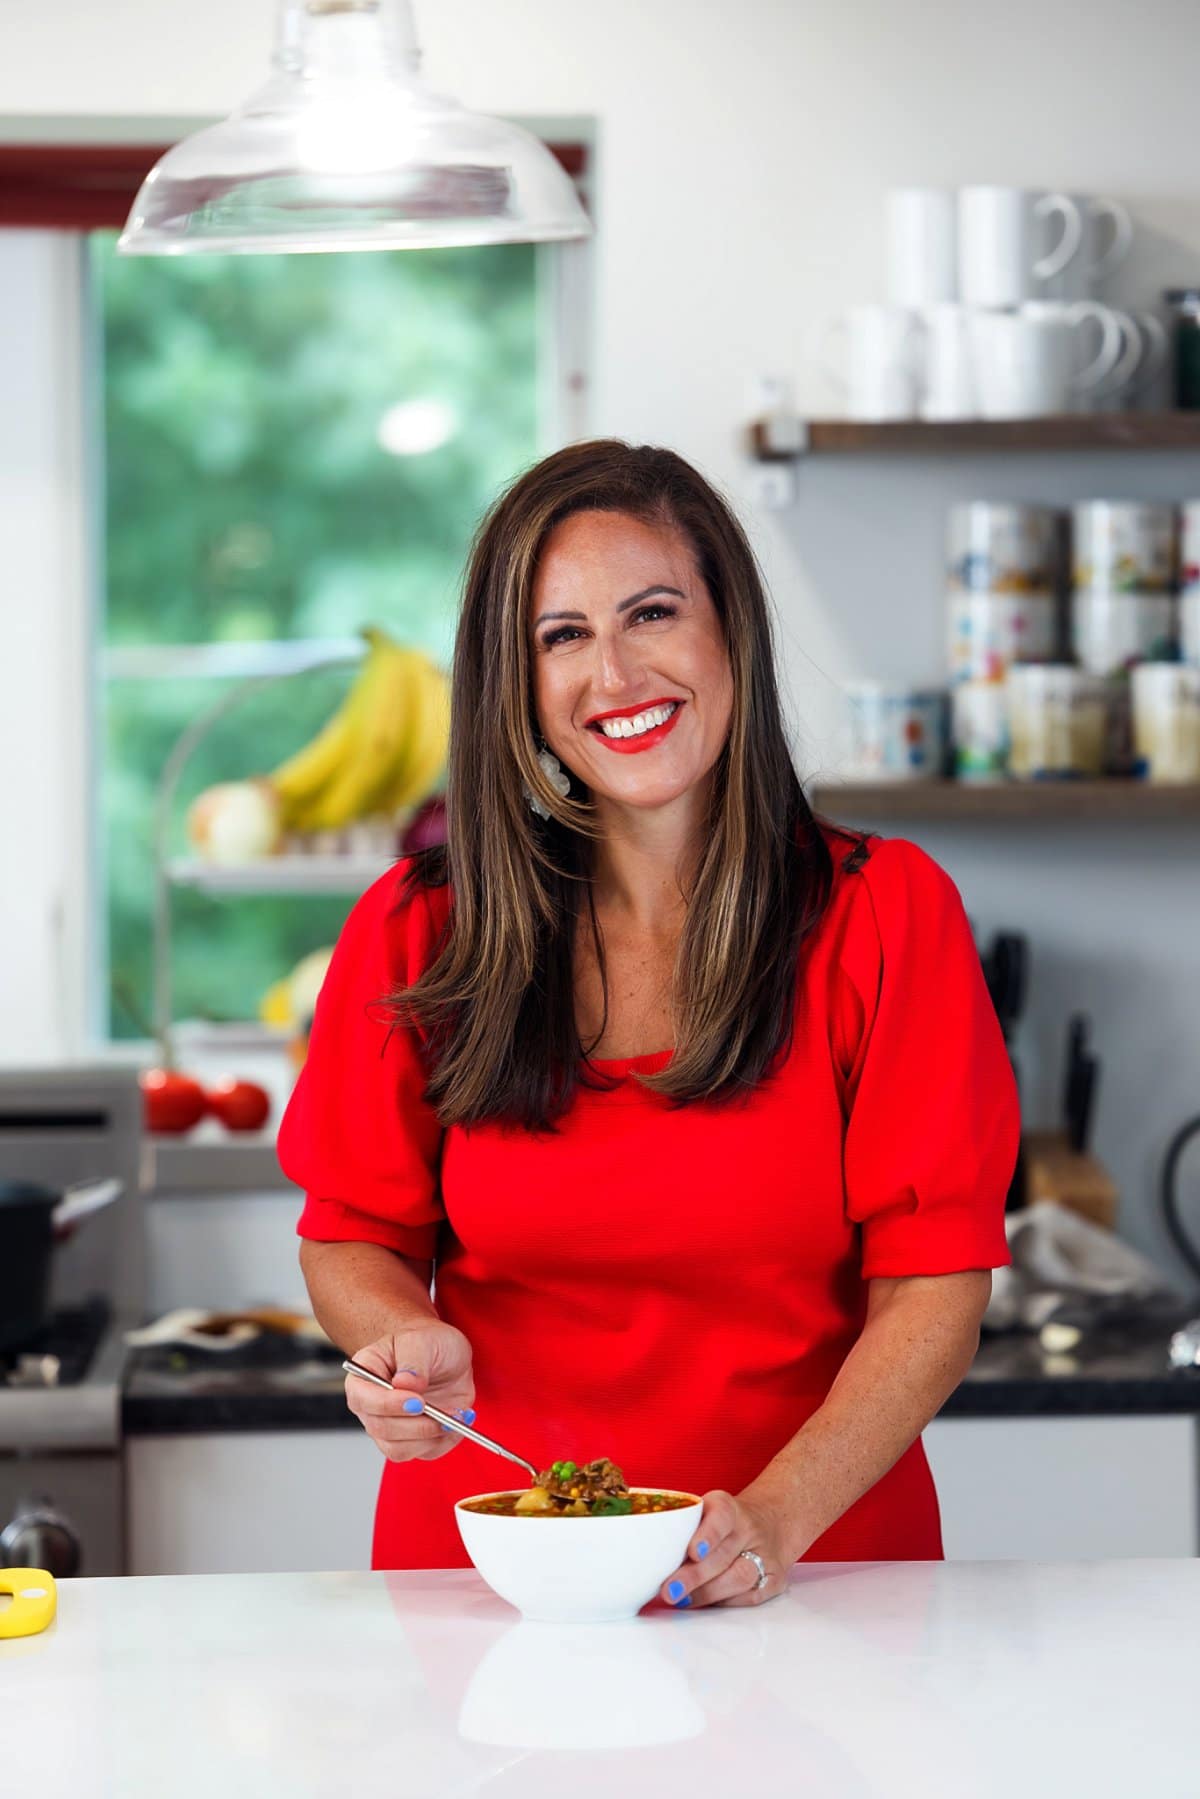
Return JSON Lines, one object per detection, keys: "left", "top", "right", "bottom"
{"left": 0, "top": 1298, "right": 122, "bottom": 1452}
{"left": 0, "top": 1067, "right": 143, "bottom": 1577}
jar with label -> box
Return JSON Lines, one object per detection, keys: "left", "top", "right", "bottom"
{"left": 952, "top": 679, "right": 1009, "bottom": 783}
{"left": 843, "top": 683, "right": 947, "bottom": 782}
{"left": 1131, "top": 663, "right": 1200, "bottom": 783}
{"left": 1165, "top": 289, "right": 1200, "bottom": 410}
{"left": 1006, "top": 665, "right": 1106, "bottom": 780}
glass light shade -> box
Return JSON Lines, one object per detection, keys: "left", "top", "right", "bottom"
{"left": 118, "top": 0, "right": 590, "bottom": 255}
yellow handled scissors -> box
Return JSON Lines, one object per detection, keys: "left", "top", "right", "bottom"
{"left": 0, "top": 1569, "right": 57, "bottom": 1638}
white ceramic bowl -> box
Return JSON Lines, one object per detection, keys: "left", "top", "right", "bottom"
{"left": 454, "top": 1488, "right": 702, "bottom": 1623}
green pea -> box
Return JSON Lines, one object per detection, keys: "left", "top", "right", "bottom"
{"left": 560, "top": 1460, "right": 577, "bottom": 1478}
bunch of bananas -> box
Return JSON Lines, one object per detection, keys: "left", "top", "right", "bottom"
{"left": 269, "top": 628, "right": 450, "bottom": 835}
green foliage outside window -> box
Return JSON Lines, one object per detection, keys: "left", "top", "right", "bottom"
{"left": 94, "top": 232, "right": 539, "bottom": 1038}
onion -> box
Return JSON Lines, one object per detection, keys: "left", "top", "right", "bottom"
{"left": 187, "top": 780, "right": 283, "bottom": 865}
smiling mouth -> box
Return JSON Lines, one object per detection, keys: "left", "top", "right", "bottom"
{"left": 586, "top": 700, "right": 685, "bottom": 753}
{"left": 587, "top": 700, "right": 683, "bottom": 741}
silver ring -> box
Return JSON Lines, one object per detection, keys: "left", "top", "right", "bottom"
{"left": 738, "top": 1548, "right": 769, "bottom": 1591}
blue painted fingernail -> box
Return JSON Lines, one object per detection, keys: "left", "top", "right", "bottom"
{"left": 457, "top": 1408, "right": 477, "bottom": 1425}
{"left": 667, "top": 1580, "right": 685, "bottom": 1602}
{"left": 402, "top": 1397, "right": 424, "bottom": 1414}
{"left": 673, "top": 1595, "right": 692, "bottom": 1609}
{"left": 398, "top": 1366, "right": 421, "bottom": 1376}
{"left": 697, "top": 1541, "right": 710, "bottom": 1558}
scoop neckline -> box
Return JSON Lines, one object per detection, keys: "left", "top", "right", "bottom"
{"left": 582, "top": 1046, "right": 674, "bottom": 1072}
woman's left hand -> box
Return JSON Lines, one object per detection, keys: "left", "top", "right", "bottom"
{"left": 658, "top": 1486, "right": 799, "bottom": 1611}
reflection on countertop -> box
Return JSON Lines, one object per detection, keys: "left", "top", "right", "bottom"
{"left": 119, "top": 1302, "right": 1200, "bottom": 1434}
{"left": 5, "top": 1561, "right": 1200, "bottom": 1795}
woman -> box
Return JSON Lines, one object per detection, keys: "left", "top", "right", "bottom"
{"left": 279, "top": 439, "right": 1018, "bottom": 1610}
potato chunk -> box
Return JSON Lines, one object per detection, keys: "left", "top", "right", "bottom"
{"left": 513, "top": 1485, "right": 556, "bottom": 1514}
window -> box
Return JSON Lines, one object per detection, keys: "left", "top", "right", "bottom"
{"left": 92, "top": 229, "right": 579, "bottom": 1039}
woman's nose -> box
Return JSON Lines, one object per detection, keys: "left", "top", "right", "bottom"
{"left": 593, "top": 629, "right": 640, "bottom": 692}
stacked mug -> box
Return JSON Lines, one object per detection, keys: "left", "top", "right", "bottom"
{"left": 816, "top": 185, "right": 1166, "bottom": 421}
{"left": 946, "top": 503, "right": 1063, "bottom": 780}
{"left": 1070, "top": 502, "right": 1178, "bottom": 773}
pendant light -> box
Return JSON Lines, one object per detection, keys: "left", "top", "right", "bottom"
{"left": 118, "top": 0, "right": 590, "bottom": 255}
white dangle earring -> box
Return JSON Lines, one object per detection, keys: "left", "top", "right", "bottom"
{"left": 524, "top": 740, "right": 571, "bottom": 818}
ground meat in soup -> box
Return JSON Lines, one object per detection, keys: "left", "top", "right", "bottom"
{"left": 460, "top": 1457, "right": 695, "bottom": 1517}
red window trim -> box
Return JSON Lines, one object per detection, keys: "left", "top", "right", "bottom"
{"left": 0, "top": 140, "right": 588, "bottom": 232}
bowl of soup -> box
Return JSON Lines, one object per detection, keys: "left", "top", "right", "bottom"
{"left": 455, "top": 1457, "right": 701, "bottom": 1623}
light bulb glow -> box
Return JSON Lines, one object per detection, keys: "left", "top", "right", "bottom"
{"left": 293, "top": 95, "right": 420, "bottom": 175}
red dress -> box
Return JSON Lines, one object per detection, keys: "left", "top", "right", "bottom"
{"left": 279, "top": 831, "right": 1018, "bottom": 1569}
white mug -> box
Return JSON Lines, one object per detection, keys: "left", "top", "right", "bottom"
{"left": 969, "top": 302, "right": 1122, "bottom": 418}
{"left": 886, "top": 188, "right": 957, "bottom": 309}
{"left": 958, "top": 186, "right": 1084, "bottom": 309}
{"left": 1021, "top": 300, "right": 1127, "bottom": 413}
{"left": 1037, "top": 193, "right": 1134, "bottom": 303}
{"left": 817, "top": 304, "right": 921, "bottom": 421}
{"left": 918, "top": 303, "right": 976, "bottom": 420}
{"left": 1087, "top": 311, "right": 1170, "bottom": 412}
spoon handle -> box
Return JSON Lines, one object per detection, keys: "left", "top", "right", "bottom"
{"left": 341, "top": 1359, "right": 538, "bottom": 1481}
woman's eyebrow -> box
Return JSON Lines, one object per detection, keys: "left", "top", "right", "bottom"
{"left": 535, "top": 584, "right": 686, "bottom": 626}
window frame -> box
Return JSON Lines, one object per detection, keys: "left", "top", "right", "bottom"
{"left": 0, "top": 122, "right": 593, "bottom": 1055}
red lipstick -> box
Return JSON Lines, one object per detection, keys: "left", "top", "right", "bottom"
{"left": 587, "top": 700, "right": 685, "bottom": 755}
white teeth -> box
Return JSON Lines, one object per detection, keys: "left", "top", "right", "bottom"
{"left": 597, "top": 703, "right": 678, "bottom": 739}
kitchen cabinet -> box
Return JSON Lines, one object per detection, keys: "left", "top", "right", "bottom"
{"left": 126, "top": 1430, "right": 382, "bottom": 1575}
{"left": 126, "top": 1413, "right": 1199, "bottom": 1574}
{"left": 924, "top": 1414, "right": 1198, "bottom": 1558}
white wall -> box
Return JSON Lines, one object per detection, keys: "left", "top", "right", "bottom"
{"left": 3, "top": 1, "right": 1200, "bottom": 1279}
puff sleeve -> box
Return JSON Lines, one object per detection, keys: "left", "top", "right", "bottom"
{"left": 278, "top": 862, "right": 448, "bottom": 1262}
{"left": 836, "top": 839, "right": 1018, "bottom": 1278}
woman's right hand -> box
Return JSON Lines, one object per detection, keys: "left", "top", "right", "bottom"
{"left": 345, "top": 1321, "right": 476, "bottom": 1462}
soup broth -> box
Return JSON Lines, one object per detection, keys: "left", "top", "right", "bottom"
{"left": 462, "top": 1490, "right": 695, "bottom": 1518}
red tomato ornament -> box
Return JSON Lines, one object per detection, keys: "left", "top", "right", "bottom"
{"left": 139, "top": 1068, "right": 207, "bottom": 1134}
{"left": 205, "top": 1078, "right": 271, "bottom": 1133}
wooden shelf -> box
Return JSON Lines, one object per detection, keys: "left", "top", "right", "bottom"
{"left": 143, "top": 1135, "right": 295, "bottom": 1196}
{"left": 809, "top": 780, "right": 1200, "bottom": 821}
{"left": 749, "top": 414, "right": 1200, "bottom": 460}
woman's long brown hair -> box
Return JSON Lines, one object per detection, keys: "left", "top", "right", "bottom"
{"left": 387, "top": 439, "right": 837, "bottom": 1132}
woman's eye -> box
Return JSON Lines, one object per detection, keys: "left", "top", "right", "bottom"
{"left": 539, "top": 604, "right": 676, "bottom": 650}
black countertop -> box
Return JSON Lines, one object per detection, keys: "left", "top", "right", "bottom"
{"left": 120, "top": 1313, "right": 1200, "bottom": 1436}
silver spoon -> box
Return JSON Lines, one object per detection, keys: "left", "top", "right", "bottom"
{"left": 342, "top": 1357, "right": 540, "bottom": 1483}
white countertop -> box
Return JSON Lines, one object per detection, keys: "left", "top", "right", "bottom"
{"left": 4, "top": 1560, "right": 1195, "bottom": 1798}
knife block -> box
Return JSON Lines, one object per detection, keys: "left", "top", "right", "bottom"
{"left": 1021, "top": 1130, "right": 1118, "bottom": 1230}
